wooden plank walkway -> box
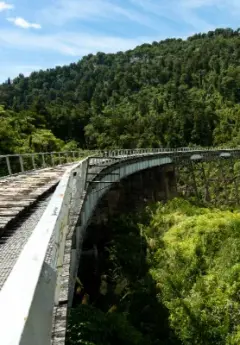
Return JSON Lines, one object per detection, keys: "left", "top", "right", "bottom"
{"left": 0, "top": 164, "right": 74, "bottom": 235}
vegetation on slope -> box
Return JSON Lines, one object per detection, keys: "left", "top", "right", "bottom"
{"left": 0, "top": 105, "right": 78, "bottom": 154}
{"left": 67, "top": 198, "right": 240, "bottom": 344}
{"left": 1, "top": 28, "right": 240, "bottom": 153}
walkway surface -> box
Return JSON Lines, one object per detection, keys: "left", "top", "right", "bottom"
{"left": 0, "top": 164, "right": 74, "bottom": 290}
{"left": 0, "top": 165, "right": 74, "bottom": 233}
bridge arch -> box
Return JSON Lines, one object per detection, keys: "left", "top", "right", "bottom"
{"left": 66, "top": 154, "right": 174, "bottom": 309}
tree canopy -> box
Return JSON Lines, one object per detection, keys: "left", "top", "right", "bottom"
{"left": 1, "top": 27, "right": 240, "bottom": 153}
{"left": 67, "top": 198, "right": 240, "bottom": 344}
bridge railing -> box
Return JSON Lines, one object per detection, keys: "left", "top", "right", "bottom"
{"left": 99, "top": 146, "right": 239, "bottom": 157}
{"left": 0, "top": 150, "right": 95, "bottom": 178}
{"left": 96, "top": 147, "right": 213, "bottom": 157}
{"left": 1, "top": 146, "right": 233, "bottom": 178}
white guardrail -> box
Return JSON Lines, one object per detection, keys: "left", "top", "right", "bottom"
{"left": 0, "top": 147, "right": 239, "bottom": 345}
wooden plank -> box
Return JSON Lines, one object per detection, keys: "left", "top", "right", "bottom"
{"left": 0, "top": 201, "right": 32, "bottom": 208}
{"left": 0, "top": 207, "right": 24, "bottom": 216}
{"left": 0, "top": 217, "right": 12, "bottom": 225}
{"left": 0, "top": 188, "right": 36, "bottom": 193}
{"left": 0, "top": 164, "right": 73, "bottom": 235}
{"left": 0, "top": 195, "right": 36, "bottom": 201}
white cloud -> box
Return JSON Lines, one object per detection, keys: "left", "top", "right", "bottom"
{"left": 0, "top": 28, "right": 159, "bottom": 57}
{"left": 182, "top": 0, "right": 219, "bottom": 8}
{"left": 181, "top": 0, "right": 239, "bottom": 10}
{"left": 0, "top": 1, "right": 13, "bottom": 11}
{"left": 7, "top": 17, "right": 41, "bottom": 29}
{"left": 131, "top": 0, "right": 240, "bottom": 31}
{"left": 41, "top": 0, "right": 160, "bottom": 31}
{"left": 130, "top": 0, "right": 215, "bottom": 32}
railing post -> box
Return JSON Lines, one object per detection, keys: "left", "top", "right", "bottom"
{"left": 51, "top": 153, "right": 54, "bottom": 166}
{"left": 42, "top": 154, "right": 46, "bottom": 168}
{"left": 19, "top": 155, "right": 24, "bottom": 173}
{"left": 32, "top": 155, "right": 36, "bottom": 170}
{"left": 6, "top": 156, "right": 12, "bottom": 175}
{"left": 58, "top": 153, "right": 62, "bottom": 165}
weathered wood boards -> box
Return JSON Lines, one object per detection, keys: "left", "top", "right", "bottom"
{"left": 0, "top": 165, "right": 73, "bottom": 234}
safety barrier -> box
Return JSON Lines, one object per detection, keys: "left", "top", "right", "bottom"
{"left": 0, "top": 150, "right": 94, "bottom": 178}
{"left": 1, "top": 146, "right": 236, "bottom": 178}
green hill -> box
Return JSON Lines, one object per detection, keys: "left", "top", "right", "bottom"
{"left": 1, "top": 28, "right": 240, "bottom": 153}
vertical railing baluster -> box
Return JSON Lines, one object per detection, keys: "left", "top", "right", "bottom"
{"left": 51, "top": 153, "right": 54, "bottom": 166}
{"left": 32, "top": 154, "right": 36, "bottom": 170}
{"left": 6, "top": 156, "right": 12, "bottom": 175}
{"left": 42, "top": 154, "right": 46, "bottom": 168}
{"left": 19, "top": 155, "right": 24, "bottom": 173}
{"left": 65, "top": 152, "right": 69, "bottom": 163}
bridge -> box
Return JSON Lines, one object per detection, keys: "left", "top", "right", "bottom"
{"left": 0, "top": 147, "right": 239, "bottom": 345}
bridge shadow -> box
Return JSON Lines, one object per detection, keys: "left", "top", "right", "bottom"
{"left": 74, "top": 207, "right": 181, "bottom": 345}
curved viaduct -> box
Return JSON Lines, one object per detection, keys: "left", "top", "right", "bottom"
{"left": 0, "top": 148, "right": 239, "bottom": 345}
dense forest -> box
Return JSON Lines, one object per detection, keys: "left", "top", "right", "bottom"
{"left": 66, "top": 198, "right": 240, "bottom": 345}
{"left": 1, "top": 27, "right": 240, "bottom": 154}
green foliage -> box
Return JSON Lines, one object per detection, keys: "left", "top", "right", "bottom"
{"left": 69, "top": 213, "right": 180, "bottom": 345}
{"left": 29, "top": 129, "right": 64, "bottom": 152}
{"left": 0, "top": 104, "right": 65, "bottom": 154}
{"left": 69, "top": 199, "right": 240, "bottom": 345}
{"left": 66, "top": 305, "right": 145, "bottom": 345}
{"left": 62, "top": 140, "right": 79, "bottom": 151}
{"left": 2, "top": 28, "right": 240, "bottom": 151}
{"left": 144, "top": 198, "right": 240, "bottom": 345}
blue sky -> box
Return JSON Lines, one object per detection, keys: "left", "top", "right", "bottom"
{"left": 0, "top": 0, "right": 239, "bottom": 81}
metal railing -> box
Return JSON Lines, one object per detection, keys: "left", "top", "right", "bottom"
{"left": 0, "top": 150, "right": 95, "bottom": 178}
{"left": 1, "top": 146, "right": 237, "bottom": 178}
{"left": 1, "top": 147, "right": 240, "bottom": 345}
{"left": 91, "top": 146, "right": 238, "bottom": 158}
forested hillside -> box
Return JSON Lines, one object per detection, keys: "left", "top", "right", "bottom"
{"left": 1, "top": 27, "right": 240, "bottom": 153}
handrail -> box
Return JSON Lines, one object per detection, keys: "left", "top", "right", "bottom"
{"left": 1, "top": 146, "right": 238, "bottom": 178}
{"left": 0, "top": 150, "right": 95, "bottom": 178}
